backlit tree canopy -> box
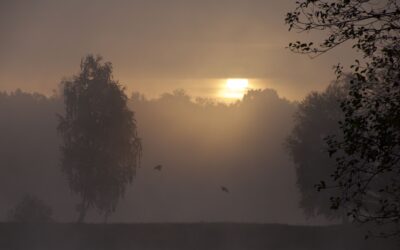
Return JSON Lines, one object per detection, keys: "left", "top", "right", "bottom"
{"left": 286, "top": 82, "right": 347, "bottom": 221}
{"left": 58, "top": 55, "right": 142, "bottom": 222}
{"left": 287, "top": 0, "right": 400, "bottom": 236}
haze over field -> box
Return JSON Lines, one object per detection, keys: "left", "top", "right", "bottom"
{"left": 0, "top": 89, "right": 323, "bottom": 224}
{"left": 0, "top": 0, "right": 344, "bottom": 224}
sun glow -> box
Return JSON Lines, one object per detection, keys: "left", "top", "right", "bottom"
{"left": 226, "top": 79, "right": 249, "bottom": 90}
{"left": 222, "top": 79, "right": 249, "bottom": 100}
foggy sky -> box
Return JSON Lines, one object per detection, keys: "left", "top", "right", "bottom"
{"left": 0, "top": 0, "right": 356, "bottom": 100}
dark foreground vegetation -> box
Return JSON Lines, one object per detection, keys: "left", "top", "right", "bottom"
{"left": 0, "top": 223, "right": 398, "bottom": 250}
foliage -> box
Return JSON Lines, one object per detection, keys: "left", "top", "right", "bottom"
{"left": 8, "top": 194, "right": 53, "bottom": 223}
{"left": 286, "top": 0, "right": 400, "bottom": 236}
{"left": 286, "top": 82, "right": 347, "bottom": 221}
{"left": 286, "top": 0, "right": 400, "bottom": 58}
{"left": 58, "top": 55, "right": 142, "bottom": 222}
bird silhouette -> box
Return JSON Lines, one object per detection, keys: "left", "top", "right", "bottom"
{"left": 154, "top": 164, "right": 162, "bottom": 171}
{"left": 220, "top": 186, "right": 229, "bottom": 193}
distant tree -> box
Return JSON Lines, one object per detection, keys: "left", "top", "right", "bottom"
{"left": 286, "top": 0, "right": 400, "bottom": 236}
{"left": 58, "top": 55, "right": 142, "bottom": 223}
{"left": 286, "top": 82, "right": 347, "bottom": 221}
{"left": 7, "top": 194, "right": 53, "bottom": 223}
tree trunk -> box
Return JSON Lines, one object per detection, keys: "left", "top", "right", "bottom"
{"left": 341, "top": 209, "right": 351, "bottom": 225}
{"left": 77, "top": 207, "right": 86, "bottom": 223}
{"left": 77, "top": 198, "right": 88, "bottom": 223}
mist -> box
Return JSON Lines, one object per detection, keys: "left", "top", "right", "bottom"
{"left": 0, "top": 88, "right": 313, "bottom": 224}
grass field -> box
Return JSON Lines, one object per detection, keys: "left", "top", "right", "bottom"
{"left": 0, "top": 223, "right": 398, "bottom": 250}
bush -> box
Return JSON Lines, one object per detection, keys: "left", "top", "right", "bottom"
{"left": 7, "top": 194, "right": 53, "bottom": 223}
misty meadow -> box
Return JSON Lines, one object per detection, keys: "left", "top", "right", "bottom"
{"left": 1, "top": 0, "right": 400, "bottom": 249}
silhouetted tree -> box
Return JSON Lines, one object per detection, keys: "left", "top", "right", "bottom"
{"left": 286, "top": 82, "right": 347, "bottom": 221}
{"left": 58, "top": 55, "right": 142, "bottom": 223}
{"left": 7, "top": 194, "right": 53, "bottom": 223}
{"left": 286, "top": 0, "right": 400, "bottom": 236}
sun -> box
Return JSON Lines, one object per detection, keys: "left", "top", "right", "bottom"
{"left": 222, "top": 79, "right": 249, "bottom": 100}
{"left": 226, "top": 79, "right": 249, "bottom": 90}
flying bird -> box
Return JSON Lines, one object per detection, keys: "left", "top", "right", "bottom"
{"left": 220, "top": 186, "right": 229, "bottom": 193}
{"left": 154, "top": 164, "right": 163, "bottom": 171}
